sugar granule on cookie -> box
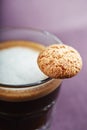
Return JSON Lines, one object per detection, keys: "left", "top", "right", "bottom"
{"left": 37, "top": 44, "right": 82, "bottom": 79}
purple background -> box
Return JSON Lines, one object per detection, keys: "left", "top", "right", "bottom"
{"left": 1, "top": 0, "right": 87, "bottom": 130}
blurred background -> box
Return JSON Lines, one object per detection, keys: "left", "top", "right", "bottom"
{"left": 1, "top": 0, "right": 87, "bottom": 130}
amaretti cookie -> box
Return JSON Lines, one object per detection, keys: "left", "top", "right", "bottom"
{"left": 37, "top": 44, "right": 82, "bottom": 79}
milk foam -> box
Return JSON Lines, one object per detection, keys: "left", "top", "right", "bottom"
{"left": 0, "top": 47, "right": 47, "bottom": 85}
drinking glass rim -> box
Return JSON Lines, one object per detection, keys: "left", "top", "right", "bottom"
{"left": 0, "top": 27, "right": 62, "bottom": 88}
{"left": 0, "top": 27, "right": 62, "bottom": 43}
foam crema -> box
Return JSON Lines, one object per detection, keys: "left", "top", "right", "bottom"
{"left": 0, "top": 41, "right": 62, "bottom": 101}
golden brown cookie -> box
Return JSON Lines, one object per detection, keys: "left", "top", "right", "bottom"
{"left": 37, "top": 44, "right": 82, "bottom": 79}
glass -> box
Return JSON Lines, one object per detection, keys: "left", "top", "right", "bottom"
{"left": 0, "top": 28, "right": 62, "bottom": 130}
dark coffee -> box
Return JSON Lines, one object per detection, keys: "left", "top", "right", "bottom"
{"left": 0, "top": 41, "right": 62, "bottom": 130}
{"left": 0, "top": 86, "right": 61, "bottom": 130}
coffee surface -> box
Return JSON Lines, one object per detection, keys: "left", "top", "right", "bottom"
{"left": 0, "top": 41, "right": 62, "bottom": 101}
{"left": 0, "top": 41, "right": 47, "bottom": 85}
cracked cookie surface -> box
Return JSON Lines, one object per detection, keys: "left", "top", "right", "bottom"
{"left": 37, "top": 44, "right": 82, "bottom": 79}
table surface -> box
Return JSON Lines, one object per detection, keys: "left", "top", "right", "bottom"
{"left": 1, "top": 0, "right": 87, "bottom": 130}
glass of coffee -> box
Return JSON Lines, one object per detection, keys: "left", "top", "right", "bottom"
{"left": 0, "top": 28, "right": 62, "bottom": 130}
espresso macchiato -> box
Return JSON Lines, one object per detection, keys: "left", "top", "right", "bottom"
{"left": 0, "top": 40, "right": 62, "bottom": 130}
{"left": 0, "top": 41, "right": 47, "bottom": 85}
